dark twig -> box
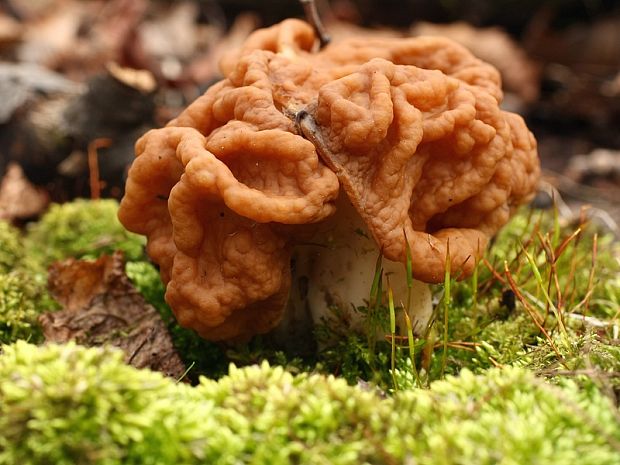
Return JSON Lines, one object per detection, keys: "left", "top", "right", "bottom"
{"left": 87, "top": 138, "right": 112, "bottom": 200}
{"left": 300, "top": 0, "right": 331, "bottom": 48}
{"left": 294, "top": 110, "right": 339, "bottom": 174}
{"left": 127, "top": 328, "right": 154, "bottom": 364}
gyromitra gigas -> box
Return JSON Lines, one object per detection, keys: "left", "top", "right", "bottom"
{"left": 119, "top": 19, "right": 540, "bottom": 341}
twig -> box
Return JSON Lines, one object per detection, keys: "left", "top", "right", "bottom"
{"left": 300, "top": 0, "right": 331, "bottom": 48}
{"left": 565, "top": 312, "right": 615, "bottom": 328}
{"left": 294, "top": 110, "right": 340, "bottom": 175}
{"left": 482, "top": 257, "right": 506, "bottom": 284}
{"left": 127, "top": 328, "right": 154, "bottom": 364}
{"left": 87, "top": 138, "right": 112, "bottom": 200}
{"left": 537, "top": 368, "right": 620, "bottom": 378}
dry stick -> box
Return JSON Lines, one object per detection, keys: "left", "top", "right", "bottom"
{"left": 87, "top": 138, "right": 112, "bottom": 200}
{"left": 295, "top": 110, "right": 341, "bottom": 175}
{"left": 127, "top": 327, "right": 154, "bottom": 364}
{"left": 483, "top": 257, "right": 507, "bottom": 285}
{"left": 300, "top": 0, "right": 331, "bottom": 48}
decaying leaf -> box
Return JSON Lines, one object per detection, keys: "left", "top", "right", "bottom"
{"left": 0, "top": 163, "right": 49, "bottom": 221}
{"left": 39, "top": 251, "right": 186, "bottom": 379}
{"left": 566, "top": 148, "right": 620, "bottom": 184}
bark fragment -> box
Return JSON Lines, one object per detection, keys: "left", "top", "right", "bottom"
{"left": 39, "top": 251, "right": 186, "bottom": 379}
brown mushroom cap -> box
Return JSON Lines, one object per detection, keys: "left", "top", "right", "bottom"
{"left": 118, "top": 19, "right": 540, "bottom": 340}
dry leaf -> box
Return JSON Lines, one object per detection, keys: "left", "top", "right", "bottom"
{"left": 0, "top": 163, "right": 49, "bottom": 221}
{"left": 40, "top": 251, "right": 186, "bottom": 379}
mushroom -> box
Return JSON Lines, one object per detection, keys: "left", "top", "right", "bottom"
{"left": 118, "top": 19, "right": 539, "bottom": 342}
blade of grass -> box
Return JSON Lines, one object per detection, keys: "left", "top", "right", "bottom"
{"left": 584, "top": 233, "right": 598, "bottom": 316}
{"left": 404, "top": 230, "right": 413, "bottom": 321}
{"left": 367, "top": 252, "right": 383, "bottom": 368}
{"left": 554, "top": 227, "right": 582, "bottom": 260}
{"left": 471, "top": 256, "right": 479, "bottom": 316}
{"left": 440, "top": 240, "right": 451, "bottom": 379}
{"left": 176, "top": 361, "right": 195, "bottom": 384}
{"left": 422, "top": 326, "right": 436, "bottom": 386}
{"left": 403, "top": 311, "right": 421, "bottom": 387}
{"left": 370, "top": 252, "right": 383, "bottom": 304}
{"left": 387, "top": 275, "right": 398, "bottom": 391}
{"left": 536, "top": 231, "right": 564, "bottom": 315}
{"left": 552, "top": 190, "right": 561, "bottom": 250}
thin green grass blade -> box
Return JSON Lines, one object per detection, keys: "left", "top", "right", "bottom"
{"left": 441, "top": 241, "right": 451, "bottom": 378}
{"left": 370, "top": 252, "right": 383, "bottom": 304}
{"left": 387, "top": 276, "right": 398, "bottom": 391}
{"left": 403, "top": 311, "right": 421, "bottom": 387}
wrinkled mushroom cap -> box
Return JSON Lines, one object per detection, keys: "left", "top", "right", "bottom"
{"left": 119, "top": 19, "right": 539, "bottom": 341}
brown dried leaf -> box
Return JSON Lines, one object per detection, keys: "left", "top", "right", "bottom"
{"left": 0, "top": 163, "right": 49, "bottom": 221}
{"left": 40, "top": 251, "right": 186, "bottom": 379}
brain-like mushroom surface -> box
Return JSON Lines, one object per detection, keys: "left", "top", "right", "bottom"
{"left": 119, "top": 19, "right": 540, "bottom": 341}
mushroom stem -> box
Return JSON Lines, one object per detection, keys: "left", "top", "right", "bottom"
{"left": 292, "top": 192, "right": 434, "bottom": 342}
{"left": 299, "top": 0, "right": 331, "bottom": 49}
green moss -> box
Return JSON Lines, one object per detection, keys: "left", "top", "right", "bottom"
{"left": 0, "top": 221, "right": 24, "bottom": 274}
{"left": 521, "top": 329, "right": 620, "bottom": 392}
{"left": 0, "top": 272, "right": 46, "bottom": 344}
{"left": 0, "top": 341, "right": 235, "bottom": 465}
{"left": 390, "top": 367, "right": 620, "bottom": 465}
{"left": 25, "top": 199, "right": 146, "bottom": 266}
{"left": 410, "top": 209, "right": 620, "bottom": 382}
{"left": 0, "top": 199, "right": 145, "bottom": 346}
{"left": 124, "top": 261, "right": 168, "bottom": 315}
{"left": 0, "top": 221, "right": 55, "bottom": 344}
{"left": 1, "top": 342, "right": 619, "bottom": 465}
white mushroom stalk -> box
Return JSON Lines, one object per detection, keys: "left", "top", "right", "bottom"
{"left": 283, "top": 192, "right": 433, "bottom": 343}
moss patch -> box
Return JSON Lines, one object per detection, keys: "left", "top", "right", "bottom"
{"left": 1, "top": 342, "right": 619, "bottom": 465}
{"left": 25, "top": 199, "right": 146, "bottom": 266}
